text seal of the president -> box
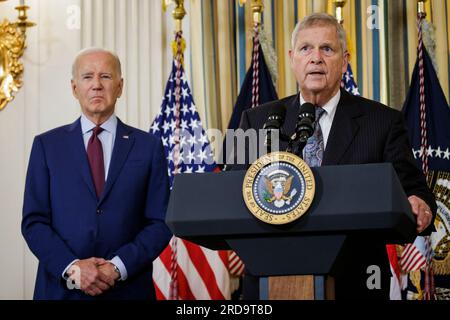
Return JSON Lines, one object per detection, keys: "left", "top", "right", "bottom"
{"left": 242, "top": 152, "right": 315, "bottom": 225}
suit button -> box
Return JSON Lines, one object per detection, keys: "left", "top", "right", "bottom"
{"left": 96, "top": 209, "right": 103, "bottom": 214}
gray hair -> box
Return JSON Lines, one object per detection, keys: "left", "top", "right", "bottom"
{"left": 71, "top": 47, "right": 122, "bottom": 78}
{"left": 291, "top": 13, "right": 347, "bottom": 53}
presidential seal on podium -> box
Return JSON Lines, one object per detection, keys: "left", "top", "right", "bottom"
{"left": 242, "top": 152, "right": 315, "bottom": 225}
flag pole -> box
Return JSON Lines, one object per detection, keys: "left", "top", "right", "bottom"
{"left": 250, "top": 1, "right": 263, "bottom": 108}
{"left": 238, "top": 0, "right": 264, "bottom": 24}
{"left": 417, "top": 0, "right": 427, "bottom": 17}
{"left": 251, "top": 0, "right": 263, "bottom": 24}
{"left": 161, "top": 0, "right": 187, "bottom": 300}
{"left": 239, "top": 0, "right": 265, "bottom": 108}
{"left": 162, "top": 0, "right": 186, "bottom": 33}
{"left": 400, "top": 0, "right": 435, "bottom": 302}
{"left": 416, "top": 0, "right": 428, "bottom": 176}
{"left": 333, "top": 0, "right": 347, "bottom": 25}
{"left": 416, "top": 0, "right": 435, "bottom": 301}
{"left": 155, "top": 0, "right": 235, "bottom": 300}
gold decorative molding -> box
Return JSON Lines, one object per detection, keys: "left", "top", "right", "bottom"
{"left": 0, "top": 1, "right": 35, "bottom": 111}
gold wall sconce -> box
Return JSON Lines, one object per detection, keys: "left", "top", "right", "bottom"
{"left": 0, "top": 0, "right": 35, "bottom": 111}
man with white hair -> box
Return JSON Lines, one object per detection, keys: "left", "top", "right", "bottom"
{"left": 236, "top": 13, "right": 436, "bottom": 299}
{"left": 22, "top": 48, "right": 172, "bottom": 299}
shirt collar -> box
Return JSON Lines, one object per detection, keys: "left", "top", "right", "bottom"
{"left": 80, "top": 113, "right": 117, "bottom": 135}
{"left": 299, "top": 89, "right": 341, "bottom": 116}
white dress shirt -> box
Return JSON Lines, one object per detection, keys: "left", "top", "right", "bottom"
{"left": 80, "top": 113, "right": 117, "bottom": 179}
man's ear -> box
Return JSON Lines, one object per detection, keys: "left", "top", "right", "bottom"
{"left": 117, "top": 78, "right": 124, "bottom": 98}
{"left": 71, "top": 79, "right": 78, "bottom": 99}
{"left": 288, "top": 49, "right": 294, "bottom": 66}
{"left": 342, "top": 51, "right": 350, "bottom": 74}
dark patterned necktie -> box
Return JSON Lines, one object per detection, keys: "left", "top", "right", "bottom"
{"left": 304, "top": 107, "right": 326, "bottom": 167}
{"left": 87, "top": 126, "right": 105, "bottom": 198}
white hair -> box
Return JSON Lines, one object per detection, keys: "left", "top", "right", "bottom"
{"left": 71, "top": 47, "right": 122, "bottom": 78}
{"left": 291, "top": 13, "right": 347, "bottom": 53}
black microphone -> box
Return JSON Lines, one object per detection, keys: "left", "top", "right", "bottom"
{"left": 293, "top": 102, "right": 315, "bottom": 143}
{"left": 286, "top": 102, "right": 315, "bottom": 157}
{"left": 263, "top": 106, "right": 287, "bottom": 153}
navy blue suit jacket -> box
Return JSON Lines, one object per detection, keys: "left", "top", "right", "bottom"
{"left": 22, "top": 118, "right": 172, "bottom": 300}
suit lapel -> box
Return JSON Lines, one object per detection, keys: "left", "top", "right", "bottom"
{"left": 99, "top": 119, "right": 135, "bottom": 204}
{"left": 66, "top": 118, "right": 97, "bottom": 199}
{"left": 282, "top": 94, "right": 300, "bottom": 137}
{"left": 322, "top": 90, "right": 364, "bottom": 165}
{"left": 283, "top": 94, "right": 300, "bottom": 137}
{"left": 274, "top": 94, "right": 298, "bottom": 151}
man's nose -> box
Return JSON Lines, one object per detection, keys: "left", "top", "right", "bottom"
{"left": 310, "top": 48, "right": 323, "bottom": 64}
{"left": 92, "top": 77, "right": 103, "bottom": 90}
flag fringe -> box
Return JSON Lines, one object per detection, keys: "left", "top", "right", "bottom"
{"left": 421, "top": 20, "right": 437, "bottom": 73}
{"left": 433, "top": 255, "right": 450, "bottom": 275}
{"left": 258, "top": 27, "right": 278, "bottom": 87}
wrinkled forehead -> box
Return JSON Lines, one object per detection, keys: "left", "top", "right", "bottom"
{"left": 297, "top": 23, "right": 339, "bottom": 41}
{"left": 73, "top": 52, "right": 121, "bottom": 77}
{"left": 295, "top": 22, "right": 345, "bottom": 53}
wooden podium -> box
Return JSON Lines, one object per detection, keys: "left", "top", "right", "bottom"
{"left": 165, "top": 163, "right": 416, "bottom": 300}
{"left": 262, "top": 275, "right": 334, "bottom": 300}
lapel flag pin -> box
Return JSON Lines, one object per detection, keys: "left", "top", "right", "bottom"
{"left": 123, "top": 135, "right": 129, "bottom": 139}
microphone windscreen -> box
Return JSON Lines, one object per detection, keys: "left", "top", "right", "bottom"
{"left": 264, "top": 105, "right": 287, "bottom": 130}
{"left": 298, "top": 102, "right": 315, "bottom": 121}
{"left": 268, "top": 105, "right": 287, "bottom": 121}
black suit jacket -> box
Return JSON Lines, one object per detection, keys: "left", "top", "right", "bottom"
{"left": 238, "top": 89, "right": 436, "bottom": 228}
{"left": 235, "top": 89, "right": 436, "bottom": 299}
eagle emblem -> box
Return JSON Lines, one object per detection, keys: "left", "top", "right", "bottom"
{"left": 243, "top": 152, "right": 315, "bottom": 224}
{"left": 263, "top": 170, "right": 297, "bottom": 208}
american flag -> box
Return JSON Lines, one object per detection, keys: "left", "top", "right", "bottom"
{"left": 400, "top": 14, "right": 450, "bottom": 298}
{"left": 150, "top": 36, "right": 232, "bottom": 299}
{"left": 341, "top": 64, "right": 360, "bottom": 96}
{"left": 149, "top": 62, "right": 216, "bottom": 177}
{"left": 400, "top": 236, "right": 433, "bottom": 271}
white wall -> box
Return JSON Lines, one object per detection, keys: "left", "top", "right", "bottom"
{"left": 0, "top": 0, "right": 185, "bottom": 299}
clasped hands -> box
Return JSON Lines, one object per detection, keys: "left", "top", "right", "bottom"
{"left": 67, "top": 257, "right": 120, "bottom": 296}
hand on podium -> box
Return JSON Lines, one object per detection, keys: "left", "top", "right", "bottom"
{"left": 408, "top": 195, "right": 433, "bottom": 233}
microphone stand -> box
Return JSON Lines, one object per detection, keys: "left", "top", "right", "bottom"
{"left": 292, "top": 140, "right": 307, "bottom": 158}
{"left": 286, "top": 135, "right": 308, "bottom": 158}
{"left": 265, "top": 129, "right": 290, "bottom": 155}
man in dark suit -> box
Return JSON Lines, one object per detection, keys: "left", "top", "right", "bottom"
{"left": 235, "top": 13, "right": 436, "bottom": 299}
{"left": 22, "top": 48, "right": 172, "bottom": 299}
